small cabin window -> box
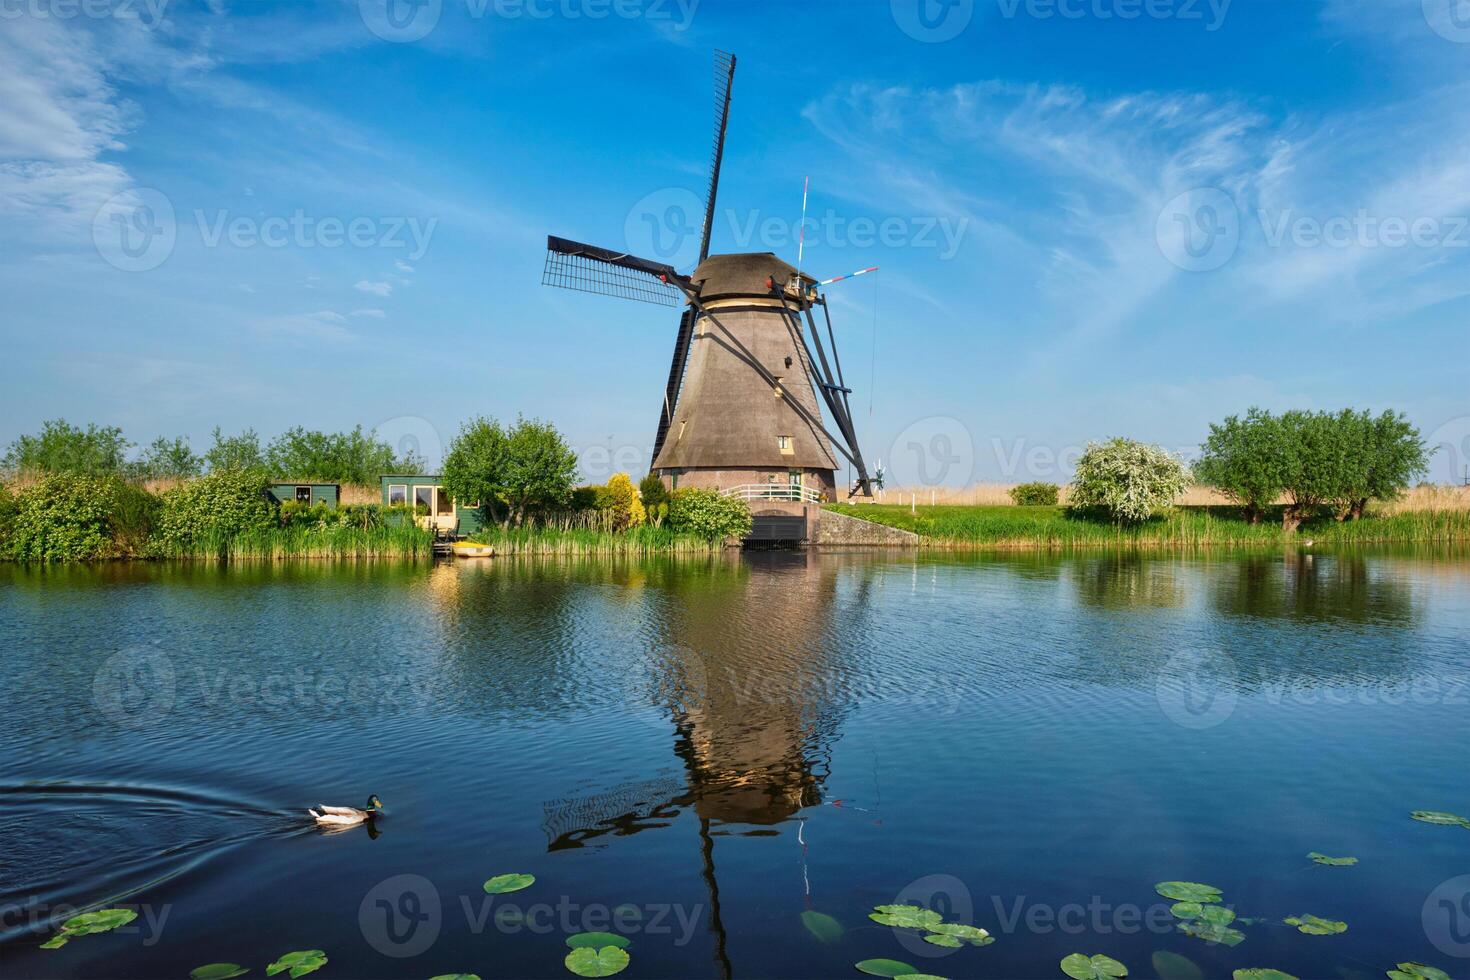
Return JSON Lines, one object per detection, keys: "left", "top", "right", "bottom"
{"left": 388, "top": 484, "right": 407, "bottom": 505}
{"left": 414, "top": 486, "right": 434, "bottom": 515}
{"left": 777, "top": 435, "right": 793, "bottom": 454}
{"left": 436, "top": 490, "right": 454, "bottom": 517}
{"left": 295, "top": 486, "right": 312, "bottom": 503}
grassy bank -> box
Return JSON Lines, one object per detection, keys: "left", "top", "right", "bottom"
{"left": 826, "top": 503, "right": 1470, "bottom": 550}
{"left": 149, "top": 522, "right": 436, "bottom": 560}
{"left": 470, "top": 524, "right": 723, "bottom": 556}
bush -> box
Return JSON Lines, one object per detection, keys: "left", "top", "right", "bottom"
{"left": 1069, "top": 438, "right": 1189, "bottom": 524}
{"left": 667, "top": 488, "right": 752, "bottom": 541}
{"left": 0, "top": 485, "right": 15, "bottom": 552}
{"left": 639, "top": 473, "right": 670, "bottom": 509}
{"left": 597, "top": 473, "right": 646, "bottom": 531}
{"left": 1008, "top": 482, "right": 1059, "bottom": 506}
{"left": 8, "top": 474, "right": 148, "bottom": 561}
{"left": 152, "top": 471, "right": 276, "bottom": 555}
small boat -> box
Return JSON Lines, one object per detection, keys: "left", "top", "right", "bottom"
{"left": 451, "top": 541, "right": 496, "bottom": 558}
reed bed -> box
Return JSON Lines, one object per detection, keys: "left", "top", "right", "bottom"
{"left": 470, "top": 524, "right": 722, "bottom": 556}
{"left": 826, "top": 503, "right": 1470, "bottom": 551}
{"left": 152, "top": 522, "right": 436, "bottom": 560}
{"left": 867, "top": 483, "right": 1470, "bottom": 510}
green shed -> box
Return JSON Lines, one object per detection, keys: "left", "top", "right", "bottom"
{"left": 267, "top": 482, "right": 340, "bottom": 507}
{"left": 380, "top": 474, "right": 485, "bottom": 536}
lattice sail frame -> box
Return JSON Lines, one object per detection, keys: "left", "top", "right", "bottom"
{"left": 541, "top": 236, "right": 686, "bottom": 307}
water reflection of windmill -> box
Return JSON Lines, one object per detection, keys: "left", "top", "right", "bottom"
{"left": 541, "top": 554, "right": 853, "bottom": 978}
{"left": 540, "top": 50, "right": 876, "bottom": 505}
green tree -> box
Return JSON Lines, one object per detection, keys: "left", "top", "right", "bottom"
{"left": 133, "top": 435, "right": 202, "bottom": 479}
{"left": 667, "top": 488, "right": 752, "bottom": 540}
{"left": 264, "top": 425, "right": 409, "bottom": 485}
{"left": 205, "top": 427, "right": 265, "bottom": 472}
{"left": 1356, "top": 409, "right": 1429, "bottom": 519}
{"left": 638, "top": 472, "right": 670, "bottom": 509}
{"left": 1276, "top": 409, "right": 1342, "bottom": 532}
{"left": 501, "top": 417, "right": 579, "bottom": 524}
{"left": 441, "top": 417, "right": 510, "bottom": 523}
{"left": 1069, "top": 437, "right": 1190, "bottom": 524}
{"left": 3, "top": 419, "right": 131, "bottom": 476}
{"left": 1194, "top": 407, "right": 1288, "bottom": 524}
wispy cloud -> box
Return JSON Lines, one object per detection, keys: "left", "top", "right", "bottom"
{"left": 251, "top": 309, "right": 353, "bottom": 342}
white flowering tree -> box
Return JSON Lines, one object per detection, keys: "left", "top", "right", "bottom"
{"left": 1069, "top": 438, "right": 1190, "bottom": 523}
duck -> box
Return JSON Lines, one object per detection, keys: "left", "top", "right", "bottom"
{"left": 308, "top": 795, "right": 382, "bottom": 827}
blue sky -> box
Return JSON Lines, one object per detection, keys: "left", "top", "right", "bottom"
{"left": 3, "top": 0, "right": 1468, "bottom": 485}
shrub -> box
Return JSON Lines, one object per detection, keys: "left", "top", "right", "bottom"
{"left": 1069, "top": 438, "right": 1190, "bottom": 524}
{"left": 639, "top": 473, "right": 670, "bottom": 509}
{"left": 1008, "top": 482, "right": 1059, "bottom": 506}
{"left": 152, "top": 471, "right": 276, "bottom": 555}
{"left": 596, "top": 473, "right": 646, "bottom": 531}
{"left": 9, "top": 474, "right": 143, "bottom": 561}
{"left": 0, "top": 484, "right": 15, "bottom": 552}
{"left": 667, "top": 488, "right": 752, "bottom": 541}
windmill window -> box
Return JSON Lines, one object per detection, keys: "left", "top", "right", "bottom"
{"left": 778, "top": 435, "right": 793, "bottom": 454}
{"left": 773, "top": 376, "right": 784, "bottom": 398}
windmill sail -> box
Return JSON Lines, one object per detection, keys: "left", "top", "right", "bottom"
{"left": 699, "top": 50, "right": 737, "bottom": 264}
{"left": 541, "top": 236, "right": 686, "bottom": 307}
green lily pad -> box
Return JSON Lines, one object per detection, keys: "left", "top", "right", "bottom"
{"left": 1155, "top": 882, "right": 1222, "bottom": 904}
{"left": 429, "top": 975, "right": 481, "bottom": 980}
{"left": 855, "top": 959, "right": 919, "bottom": 977}
{"left": 565, "top": 932, "right": 630, "bottom": 950}
{"left": 1170, "top": 902, "right": 1204, "bottom": 920}
{"left": 1151, "top": 950, "right": 1203, "bottom": 980}
{"left": 565, "top": 946, "right": 629, "bottom": 977}
{"left": 1060, "top": 953, "right": 1128, "bottom": 979}
{"left": 926, "top": 922, "right": 992, "bottom": 945}
{"left": 893, "top": 975, "right": 948, "bottom": 980}
{"left": 801, "top": 910, "right": 843, "bottom": 944}
{"left": 923, "top": 934, "right": 962, "bottom": 948}
{"left": 1178, "top": 919, "right": 1246, "bottom": 947}
{"left": 1233, "top": 971, "right": 1297, "bottom": 980}
{"left": 42, "top": 909, "right": 139, "bottom": 949}
{"left": 870, "top": 905, "right": 943, "bottom": 930}
{"left": 1197, "top": 905, "right": 1236, "bottom": 926}
{"left": 1410, "top": 811, "right": 1470, "bottom": 828}
{"left": 1284, "top": 914, "right": 1346, "bottom": 935}
{"left": 265, "top": 950, "right": 327, "bottom": 979}
{"left": 483, "top": 873, "right": 536, "bottom": 894}
{"left": 1307, "top": 852, "right": 1358, "bottom": 866}
{"left": 1387, "top": 964, "right": 1451, "bottom": 980}
{"left": 192, "top": 966, "right": 250, "bottom": 980}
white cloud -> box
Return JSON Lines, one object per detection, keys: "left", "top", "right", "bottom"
{"left": 354, "top": 280, "right": 392, "bottom": 297}
{"left": 251, "top": 309, "right": 353, "bottom": 342}
{"left": 394, "top": 260, "right": 414, "bottom": 273}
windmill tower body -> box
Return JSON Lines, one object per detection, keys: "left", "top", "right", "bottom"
{"left": 652, "top": 252, "right": 838, "bottom": 500}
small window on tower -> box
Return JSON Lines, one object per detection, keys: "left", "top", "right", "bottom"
{"left": 773, "top": 376, "right": 784, "bottom": 398}
{"left": 778, "top": 435, "right": 793, "bottom": 454}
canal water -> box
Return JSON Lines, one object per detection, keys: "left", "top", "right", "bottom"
{"left": 2, "top": 549, "right": 1468, "bottom": 979}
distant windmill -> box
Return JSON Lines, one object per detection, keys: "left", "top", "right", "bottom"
{"left": 541, "top": 50, "right": 875, "bottom": 505}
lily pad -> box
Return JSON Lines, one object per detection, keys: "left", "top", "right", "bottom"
{"left": 801, "top": 910, "right": 843, "bottom": 944}
{"left": 566, "top": 932, "right": 630, "bottom": 950}
{"left": 926, "top": 922, "right": 992, "bottom": 945}
{"left": 191, "top": 966, "right": 250, "bottom": 980}
{"left": 1060, "top": 953, "right": 1128, "bottom": 979}
{"left": 1155, "top": 882, "right": 1222, "bottom": 904}
{"left": 1284, "top": 914, "right": 1346, "bottom": 935}
{"left": 870, "top": 905, "right": 944, "bottom": 930}
{"left": 483, "top": 873, "right": 536, "bottom": 894}
{"left": 1197, "top": 905, "right": 1236, "bottom": 926}
{"left": 1233, "top": 971, "right": 1297, "bottom": 980}
{"left": 42, "top": 909, "right": 139, "bottom": 948}
{"left": 923, "top": 934, "right": 962, "bottom": 948}
{"left": 855, "top": 959, "right": 919, "bottom": 977}
{"left": 429, "top": 975, "right": 481, "bottom": 980}
{"left": 1387, "top": 964, "right": 1451, "bottom": 980}
{"left": 1410, "top": 811, "right": 1470, "bottom": 828}
{"left": 1178, "top": 919, "right": 1246, "bottom": 947}
{"left": 1307, "top": 852, "right": 1358, "bottom": 866}
{"left": 893, "top": 975, "right": 948, "bottom": 980}
{"left": 1170, "top": 902, "right": 1204, "bottom": 921}
{"left": 1151, "top": 950, "right": 1203, "bottom": 980}
{"left": 565, "top": 946, "right": 630, "bottom": 977}
{"left": 265, "top": 950, "right": 327, "bottom": 979}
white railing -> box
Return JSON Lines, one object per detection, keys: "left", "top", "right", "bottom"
{"left": 720, "top": 484, "right": 823, "bottom": 503}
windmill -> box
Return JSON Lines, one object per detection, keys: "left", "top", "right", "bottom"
{"left": 541, "top": 50, "right": 875, "bottom": 505}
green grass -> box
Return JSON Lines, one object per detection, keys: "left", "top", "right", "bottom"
{"left": 470, "top": 524, "right": 724, "bottom": 556}
{"left": 151, "top": 522, "right": 437, "bottom": 560}
{"left": 826, "top": 503, "right": 1470, "bottom": 550}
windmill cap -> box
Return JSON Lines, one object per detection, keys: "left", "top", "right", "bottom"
{"left": 691, "top": 252, "right": 816, "bottom": 300}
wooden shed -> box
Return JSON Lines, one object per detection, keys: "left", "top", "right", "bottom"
{"left": 380, "top": 475, "right": 484, "bottom": 536}
{"left": 267, "top": 482, "right": 340, "bottom": 507}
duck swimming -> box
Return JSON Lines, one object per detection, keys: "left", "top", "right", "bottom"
{"left": 308, "top": 795, "right": 382, "bottom": 827}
